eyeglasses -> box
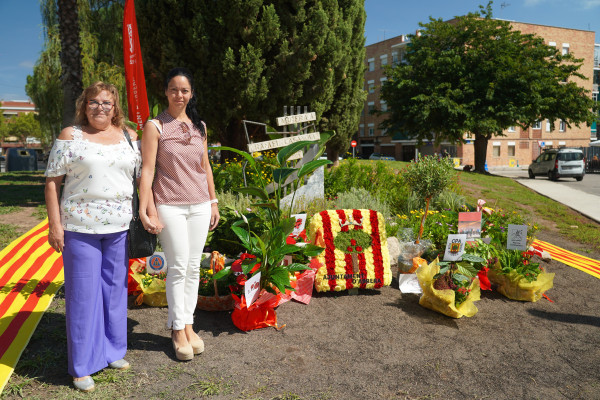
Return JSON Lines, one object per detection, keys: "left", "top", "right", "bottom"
{"left": 181, "top": 122, "right": 192, "bottom": 144}
{"left": 87, "top": 100, "right": 114, "bottom": 112}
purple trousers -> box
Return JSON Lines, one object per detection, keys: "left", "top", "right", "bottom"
{"left": 62, "top": 230, "right": 129, "bottom": 378}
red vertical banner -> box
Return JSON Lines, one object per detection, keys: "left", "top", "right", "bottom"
{"left": 123, "top": 0, "right": 149, "bottom": 130}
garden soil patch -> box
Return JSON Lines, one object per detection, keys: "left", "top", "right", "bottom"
{"left": 5, "top": 228, "right": 600, "bottom": 399}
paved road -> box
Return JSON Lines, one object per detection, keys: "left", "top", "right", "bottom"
{"left": 488, "top": 167, "right": 600, "bottom": 223}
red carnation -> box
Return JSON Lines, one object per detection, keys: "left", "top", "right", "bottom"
{"left": 356, "top": 246, "right": 363, "bottom": 252}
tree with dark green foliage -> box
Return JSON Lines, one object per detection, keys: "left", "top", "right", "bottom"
{"left": 136, "top": 0, "right": 365, "bottom": 160}
{"left": 57, "top": 0, "right": 83, "bottom": 128}
{"left": 27, "top": 0, "right": 127, "bottom": 142}
{"left": 380, "top": 2, "right": 598, "bottom": 173}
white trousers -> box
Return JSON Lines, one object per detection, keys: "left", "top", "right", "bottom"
{"left": 157, "top": 202, "right": 211, "bottom": 330}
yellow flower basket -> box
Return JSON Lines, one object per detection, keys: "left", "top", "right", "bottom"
{"left": 487, "top": 268, "right": 554, "bottom": 302}
{"left": 416, "top": 258, "right": 481, "bottom": 318}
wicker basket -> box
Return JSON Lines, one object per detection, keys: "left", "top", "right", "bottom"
{"left": 196, "top": 251, "right": 235, "bottom": 311}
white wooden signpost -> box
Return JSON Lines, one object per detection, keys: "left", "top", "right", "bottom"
{"left": 242, "top": 108, "right": 324, "bottom": 202}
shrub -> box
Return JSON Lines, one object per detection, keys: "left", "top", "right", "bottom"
{"left": 324, "top": 158, "right": 409, "bottom": 213}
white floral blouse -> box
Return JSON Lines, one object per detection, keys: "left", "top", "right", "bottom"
{"left": 45, "top": 126, "right": 142, "bottom": 234}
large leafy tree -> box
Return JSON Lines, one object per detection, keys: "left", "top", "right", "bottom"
{"left": 136, "top": 0, "right": 365, "bottom": 159}
{"left": 27, "top": 0, "right": 126, "bottom": 142}
{"left": 0, "top": 113, "right": 43, "bottom": 144}
{"left": 380, "top": 2, "right": 598, "bottom": 173}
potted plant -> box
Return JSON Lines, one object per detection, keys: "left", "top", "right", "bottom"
{"left": 213, "top": 137, "right": 331, "bottom": 330}
{"left": 197, "top": 251, "right": 237, "bottom": 311}
{"left": 487, "top": 249, "right": 554, "bottom": 302}
{"left": 402, "top": 154, "right": 456, "bottom": 244}
{"left": 416, "top": 253, "right": 486, "bottom": 318}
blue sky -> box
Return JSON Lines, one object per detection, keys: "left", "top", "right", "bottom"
{"left": 1, "top": 0, "right": 599, "bottom": 101}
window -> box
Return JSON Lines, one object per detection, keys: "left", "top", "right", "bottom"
{"left": 368, "top": 80, "right": 375, "bottom": 94}
{"left": 380, "top": 100, "right": 387, "bottom": 112}
{"left": 368, "top": 123, "right": 374, "bottom": 137}
{"left": 368, "top": 58, "right": 375, "bottom": 71}
{"left": 532, "top": 121, "right": 541, "bottom": 130}
{"left": 367, "top": 101, "right": 375, "bottom": 113}
{"left": 507, "top": 126, "right": 516, "bottom": 132}
{"left": 559, "top": 120, "right": 566, "bottom": 132}
{"left": 508, "top": 143, "right": 515, "bottom": 157}
{"left": 380, "top": 54, "right": 388, "bottom": 68}
{"left": 359, "top": 125, "right": 365, "bottom": 137}
{"left": 392, "top": 51, "right": 399, "bottom": 65}
{"left": 493, "top": 145, "right": 501, "bottom": 157}
{"left": 546, "top": 119, "right": 553, "bottom": 132}
{"left": 562, "top": 43, "right": 569, "bottom": 56}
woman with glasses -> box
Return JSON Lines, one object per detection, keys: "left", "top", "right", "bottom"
{"left": 45, "top": 82, "right": 141, "bottom": 392}
{"left": 139, "top": 67, "right": 219, "bottom": 361}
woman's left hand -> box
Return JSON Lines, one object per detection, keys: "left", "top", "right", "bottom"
{"left": 209, "top": 203, "right": 220, "bottom": 231}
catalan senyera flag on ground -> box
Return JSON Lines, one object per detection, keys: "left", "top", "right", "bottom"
{"left": 0, "top": 219, "right": 64, "bottom": 394}
{"left": 532, "top": 239, "right": 600, "bottom": 280}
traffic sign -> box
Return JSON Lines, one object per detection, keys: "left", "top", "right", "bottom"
{"left": 350, "top": 140, "right": 357, "bottom": 147}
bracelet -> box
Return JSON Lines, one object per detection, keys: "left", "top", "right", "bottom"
{"left": 209, "top": 199, "right": 218, "bottom": 204}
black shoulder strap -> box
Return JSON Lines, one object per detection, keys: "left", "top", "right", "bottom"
{"left": 123, "top": 129, "right": 134, "bottom": 149}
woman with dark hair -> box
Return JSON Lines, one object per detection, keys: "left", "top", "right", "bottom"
{"left": 45, "top": 81, "right": 140, "bottom": 392}
{"left": 139, "top": 67, "right": 219, "bottom": 361}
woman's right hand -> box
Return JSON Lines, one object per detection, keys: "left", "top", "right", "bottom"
{"left": 48, "top": 225, "right": 65, "bottom": 253}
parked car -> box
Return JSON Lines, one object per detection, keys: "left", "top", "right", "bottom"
{"left": 368, "top": 153, "right": 396, "bottom": 161}
{"left": 528, "top": 148, "right": 585, "bottom": 181}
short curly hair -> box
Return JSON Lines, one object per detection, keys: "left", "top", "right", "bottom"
{"left": 74, "top": 81, "right": 125, "bottom": 128}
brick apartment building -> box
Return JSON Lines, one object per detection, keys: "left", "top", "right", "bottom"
{"left": 358, "top": 21, "right": 599, "bottom": 167}
{"left": 0, "top": 100, "right": 36, "bottom": 119}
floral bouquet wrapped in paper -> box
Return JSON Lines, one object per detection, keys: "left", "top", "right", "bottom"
{"left": 308, "top": 209, "right": 392, "bottom": 292}
{"left": 488, "top": 249, "right": 554, "bottom": 302}
{"left": 131, "top": 267, "right": 168, "bottom": 307}
{"left": 416, "top": 257, "right": 483, "bottom": 318}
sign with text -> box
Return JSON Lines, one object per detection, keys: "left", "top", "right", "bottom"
{"left": 507, "top": 224, "right": 528, "bottom": 250}
{"left": 443, "top": 234, "right": 467, "bottom": 261}
{"left": 247, "top": 131, "right": 321, "bottom": 153}
{"left": 276, "top": 112, "right": 316, "bottom": 126}
{"left": 244, "top": 271, "right": 262, "bottom": 307}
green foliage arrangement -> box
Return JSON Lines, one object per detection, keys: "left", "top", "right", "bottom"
{"left": 433, "top": 254, "right": 486, "bottom": 306}
{"left": 213, "top": 138, "right": 330, "bottom": 294}
{"left": 402, "top": 155, "right": 455, "bottom": 243}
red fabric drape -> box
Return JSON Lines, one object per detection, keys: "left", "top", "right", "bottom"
{"left": 123, "top": 0, "right": 149, "bottom": 130}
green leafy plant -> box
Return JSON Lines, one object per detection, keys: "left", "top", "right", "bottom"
{"left": 496, "top": 249, "right": 543, "bottom": 282}
{"left": 402, "top": 155, "right": 456, "bottom": 243}
{"left": 213, "top": 136, "right": 332, "bottom": 294}
{"left": 433, "top": 253, "right": 486, "bottom": 306}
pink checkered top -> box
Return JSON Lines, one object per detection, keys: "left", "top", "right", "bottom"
{"left": 151, "top": 111, "right": 210, "bottom": 205}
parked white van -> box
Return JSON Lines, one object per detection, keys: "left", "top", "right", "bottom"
{"left": 528, "top": 148, "right": 585, "bottom": 181}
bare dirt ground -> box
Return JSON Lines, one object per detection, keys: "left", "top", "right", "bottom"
{"left": 4, "top": 226, "right": 600, "bottom": 400}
